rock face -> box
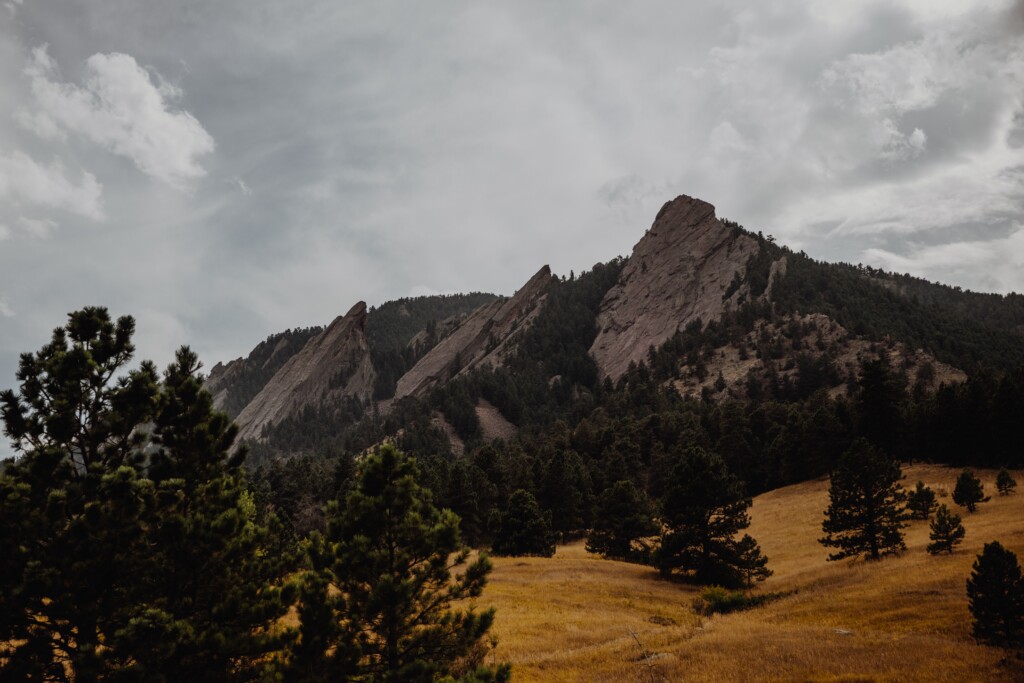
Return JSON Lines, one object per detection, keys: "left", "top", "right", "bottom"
{"left": 234, "top": 301, "right": 375, "bottom": 442}
{"left": 393, "top": 266, "right": 553, "bottom": 400}
{"left": 590, "top": 195, "right": 759, "bottom": 380}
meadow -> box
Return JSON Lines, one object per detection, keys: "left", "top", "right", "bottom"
{"left": 481, "top": 465, "right": 1024, "bottom": 682}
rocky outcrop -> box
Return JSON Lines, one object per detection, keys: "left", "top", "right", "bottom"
{"left": 234, "top": 301, "right": 375, "bottom": 442}
{"left": 589, "top": 195, "right": 759, "bottom": 380}
{"left": 393, "top": 266, "right": 553, "bottom": 400}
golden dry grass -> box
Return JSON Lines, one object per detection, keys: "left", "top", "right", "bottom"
{"left": 476, "top": 465, "right": 1024, "bottom": 682}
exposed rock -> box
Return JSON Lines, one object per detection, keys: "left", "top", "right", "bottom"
{"left": 475, "top": 399, "right": 517, "bottom": 442}
{"left": 205, "top": 358, "right": 245, "bottom": 410}
{"left": 393, "top": 266, "right": 553, "bottom": 400}
{"left": 234, "top": 301, "right": 375, "bottom": 442}
{"left": 590, "top": 195, "right": 759, "bottom": 380}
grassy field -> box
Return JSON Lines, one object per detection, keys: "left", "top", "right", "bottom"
{"left": 478, "top": 465, "right": 1024, "bottom": 682}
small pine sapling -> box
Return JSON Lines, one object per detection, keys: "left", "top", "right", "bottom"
{"left": 927, "top": 504, "right": 965, "bottom": 555}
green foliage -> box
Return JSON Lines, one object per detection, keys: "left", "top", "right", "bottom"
{"left": 586, "top": 479, "right": 659, "bottom": 562}
{"left": 0, "top": 308, "right": 292, "bottom": 681}
{"left": 691, "top": 586, "right": 787, "bottom": 616}
{"left": 907, "top": 481, "right": 938, "bottom": 520}
{"left": 967, "top": 541, "right": 1024, "bottom": 648}
{"left": 655, "top": 447, "right": 768, "bottom": 587}
{"left": 856, "top": 350, "right": 907, "bottom": 456}
{"left": 997, "top": 468, "right": 1017, "bottom": 496}
{"left": 927, "top": 504, "right": 965, "bottom": 555}
{"left": 820, "top": 439, "right": 907, "bottom": 561}
{"left": 953, "top": 468, "right": 986, "bottom": 513}
{"left": 293, "top": 444, "right": 509, "bottom": 682}
{"left": 492, "top": 489, "right": 555, "bottom": 557}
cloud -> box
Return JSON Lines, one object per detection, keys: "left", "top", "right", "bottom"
{"left": 0, "top": 225, "right": 10, "bottom": 241}
{"left": 17, "top": 216, "right": 56, "bottom": 238}
{"left": 0, "top": 150, "right": 104, "bottom": 220}
{"left": 864, "top": 224, "right": 1024, "bottom": 293}
{"left": 0, "top": 296, "right": 13, "bottom": 317}
{"left": 18, "top": 45, "right": 214, "bottom": 187}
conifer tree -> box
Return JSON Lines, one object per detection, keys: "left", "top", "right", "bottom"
{"left": 492, "top": 489, "right": 556, "bottom": 557}
{"left": 820, "top": 438, "right": 907, "bottom": 561}
{"left": 967, "top": 541, "right": 1024, "bottom": 648}
{"left": 735, "top": 533, "right": 773, "bottom": 588}
{"left": 0, "top": 308, "right": 293, "bottom": 681}
{"left": 655, "top": 447, "right": 768, "bottom": 587}
{"left": 586, "top": 479, "right": 658, "bottom": 561}
{"left": 953, "top": 468, "right": 986, "bottom": 512}
{"left": 295, "top": 444, "right": 509, "bottom": 682}
{"left": 927, "top": 504, "right": 965, "bottom": 555}
{"left": 996, "top": 468, "right": 1017, "bottom": 496}
{"left": 907, "top": 480, "right": 938, "bottom": 520}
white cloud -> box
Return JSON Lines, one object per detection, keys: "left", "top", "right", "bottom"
{"left": 0, "top": 297, "right": 13, "bottom": 318}
{"left": 864, "top": 224, "right": 1024, "bottom": 293}
{"left": 0, "top": 150, "right": 104, "bottom": 220}
{"left": 17, "top": 216, "right": 57, "bottom": 238}
{"left": 18, "top": 45, "right": 215, "bottom": 187}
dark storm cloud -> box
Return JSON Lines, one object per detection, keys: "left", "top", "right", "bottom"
{"left": 1, "top": 0, "right": 1023, "bottom": 427}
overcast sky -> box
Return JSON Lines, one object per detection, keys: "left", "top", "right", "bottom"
{"left": 2, "top": 0, "right": 1024, "bottom": 392}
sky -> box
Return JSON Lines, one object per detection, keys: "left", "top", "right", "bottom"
{"left": 1, "top": 0, "right": 1024, "bottom": 394}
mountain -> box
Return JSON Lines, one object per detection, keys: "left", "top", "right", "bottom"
{"left": 211, "top": 193, "right": 1024, "bottom": 465}
{"left": 394, "top": 265, "right": 553, "bottom": 400}
{"left": 590, "top": 195, "right": 763, "bottom": 379}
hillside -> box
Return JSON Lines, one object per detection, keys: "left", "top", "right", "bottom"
{"left": 217, "top": 194, "right": 1024, "bottom": 464}
{"left": 481, "top": 464, "right": 1024, "bottom": 682}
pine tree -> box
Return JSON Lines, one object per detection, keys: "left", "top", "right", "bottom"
{"left": 927, "top": 504, "right": 965, "bottom": 555}
{"left": 0, "top": 308, "right": 293, "bottom": 680}
{"left": 953, "top": 468, "right": 986, "bottom": 512}
{"left": 295, "top": 444, "right": 509, "bottom": 682}
{"left": 492, "top": 489, "right": 555, "bottom": 557}
{"left": 586, "top": 479, "right": 658, "bottom": 561}
{"left": 655, "top": 447, "right": 768, "bottom": 587}
{"left": 820, "top": 438, "right": 908, "bottom": 561}
{"left": 967, "top": 541, "right": 1024, "bottom": 648}
{"left": 907, "top": 480, "right": 938, "bottom": 520}
{"left": 996, "top": 468, "right": 1017, "bottom": 496}
{"left": 734, "top": 534, "right": 773, "bottom": 588}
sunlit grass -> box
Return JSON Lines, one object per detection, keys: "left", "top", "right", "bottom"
{"left": 480, "top": 465, "right": 1024, "bottom": 682}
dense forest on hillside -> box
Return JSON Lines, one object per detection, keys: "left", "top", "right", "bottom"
{"left": 248, "top": 234, "right": 1024, "bottom": 551}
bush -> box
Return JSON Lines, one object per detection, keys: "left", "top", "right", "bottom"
{"left": 691, "top": 586, "right": 787, "bottom": 616}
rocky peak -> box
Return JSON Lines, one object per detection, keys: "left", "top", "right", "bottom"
{"left": 393, "top": 265, "right": 553, "bottom": 400}
{"left": 233, "top": 301, "right": 374, "bottom": 442}
{"left": 589, "top": 195, "right": 760, "bottom": 380}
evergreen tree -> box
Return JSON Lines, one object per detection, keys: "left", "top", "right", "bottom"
{"left": 907, "top": 481, "right": 938, "bottom": 520}
{"left": 927, "top": 504, "right": 965, "bottom": 555}
{"left": 295, "top": 444, "right": 509, "bottom": 682}
{"left": 0, "top": 308, "right": 293, "bottom": 681}
{"left": 820, "top": 438, "right": 908, "bottom": 561}
{"left": 734, "top": 533, "right": 773, "bottom": 588}
{"left": 856, "top": 350, "right": 907, "bottom": 456}
{"left": 996, "top": 468, "right": 1018, "bottom": 496}
{"left": 967, "top": 541, "right": 1024, "bottom": 648}
{"left": 953, "top": 468, "right": 986, "bottom": 512}
{"left": 492, "top": 489, "right": 556, "bottom": 558}
{"left": 655, "top": 447, "right": 768, "bottom": 587}
{"left": 586, "top": 479, "right": 658, "bottom": 561}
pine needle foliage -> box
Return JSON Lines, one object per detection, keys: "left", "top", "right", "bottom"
{"left": 293, "top": 444, "right": 510, "bottom": 683}
{"left": 967, "top": 541, "right": 1024, "bottom": 648}
{"left": 820, "top": 438, "right": 908, "bottom": 561}
{"left": 927, "top": 504, "right": 965, "bottom": 555}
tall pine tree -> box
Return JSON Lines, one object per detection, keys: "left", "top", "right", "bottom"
{"left": 0, "top": 308, "right": 293, "bottom": 681}
{"left": 967, "top": 541, "right": 1024, "bottom": 648}
{"left": 820, "top": 439, "right": 907, "bottom": 561}
{"left": 294, "top": 444, "right": 510, "bottom": 682}
{"left": 655, "top": 447, "right": 768, "bottom": 587}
